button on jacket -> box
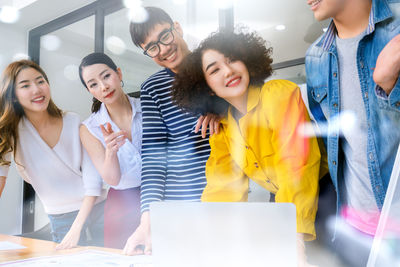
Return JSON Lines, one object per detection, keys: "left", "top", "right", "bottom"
{"left": 305, "top": 0, "right": 400, "bottom": 211}
{"left": 202, "top": 80, "right": 322, "bottom": 240}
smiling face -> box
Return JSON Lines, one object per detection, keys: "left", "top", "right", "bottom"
{"left": 81, "top": 63, "right": 124, "bottom": 104}
{"left": 15, "top": 67, "right": 51, "bottom": 115}
{"left": 202, "top": 49, "right": 250, "bottom": 105}
{"left": 307, "top": 0, "right": 346, "bottom": 21}
{"left": 140, "top": 22, "right": 189, "bottom": 73}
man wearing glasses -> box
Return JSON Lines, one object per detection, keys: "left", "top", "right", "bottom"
{"left": 123, "top": 6, "right": 217, "bottom": 255}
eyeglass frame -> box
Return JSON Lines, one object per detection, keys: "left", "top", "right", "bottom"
{"left": 143, "top": 26, "right": 175, "bottom": 58}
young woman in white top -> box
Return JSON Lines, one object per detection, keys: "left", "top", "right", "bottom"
{"left": 0, "top": 60, "right": 106, "bottom": 249}
{"left": 78, "top": 52, "right": 141, "bottom": 249}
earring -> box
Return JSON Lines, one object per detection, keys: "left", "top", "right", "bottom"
{"left": 121, "top": 80, "right": 124, "bottom": 88}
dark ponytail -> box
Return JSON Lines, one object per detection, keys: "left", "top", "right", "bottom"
{"left": 91, "top": 97, "right": 102, "bottom": 113}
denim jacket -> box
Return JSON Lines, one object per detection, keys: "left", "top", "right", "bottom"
{"left": 305, "top": 0, "right": 400, "bottom": 211}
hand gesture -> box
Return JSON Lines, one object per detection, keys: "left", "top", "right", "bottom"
{"left": 55, "top": 227, "right": 81, "bottom": 250}
{"left": 195, "top": 113, "right": 221, "bottom": 138}
{"left": 297, "top": 233, "right": 318, "bottom": 267}
{"left": 123, "top": 212, "right": 152, "bottom": 256}
{"left": 100, "top": 122, "right": 127, "bottom": 153}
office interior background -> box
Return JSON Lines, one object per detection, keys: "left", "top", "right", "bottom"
{"left": 0, "top": 0, "right": 331, "bottom": 236}
{"left": 3, "top": 1, "right": 400, "bottom": 266}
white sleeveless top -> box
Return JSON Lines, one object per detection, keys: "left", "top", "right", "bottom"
{"left": 82, "top": 96, "right": 142, "bottom": 190}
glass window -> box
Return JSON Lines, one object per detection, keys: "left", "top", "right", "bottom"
{"left": 234, "top": 0, "right": 329, "bottom": 64}
{"left": 36, "top": 16, "right": 95, "bottom": 230}
{"left": 269, "top": 64, "right": 306, "bottom": 85}
{"left": 40, "top": 16, "right": 95, "bottom": 119}
{"left": 105, "top": 8, "right": 161, "bottom": 94}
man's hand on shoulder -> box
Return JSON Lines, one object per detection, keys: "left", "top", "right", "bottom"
{"left": 195, "top": 113, "right": 221, "bottom": 138}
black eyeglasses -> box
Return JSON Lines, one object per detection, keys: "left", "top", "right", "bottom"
{"left": 143, "top": 26, "right": 175, "bottom": 58}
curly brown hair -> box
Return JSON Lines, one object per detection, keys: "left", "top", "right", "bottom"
{"left": 171, "top": 29, "right": 273, "bottom": 116}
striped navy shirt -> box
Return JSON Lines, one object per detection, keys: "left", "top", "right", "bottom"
{"left": 140, "top": 68, "right": 210, "bottom": 212}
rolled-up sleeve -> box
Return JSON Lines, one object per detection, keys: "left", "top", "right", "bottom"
{"left": 375, "top": 77, "right": 400, "bottom": 112}
{"left": 81, "top": 146, "right": 103, "bottom": 196}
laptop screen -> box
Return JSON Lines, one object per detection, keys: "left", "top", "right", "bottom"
{"left": 150, "top": 202, "right": 297, "bottom": 267}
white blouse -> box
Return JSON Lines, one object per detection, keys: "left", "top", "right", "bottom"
{"left": 0, "top": 112, "right": 106, "bottom": 215}
{"left": 82, "top": 96, "right": 142, "bottom": 190}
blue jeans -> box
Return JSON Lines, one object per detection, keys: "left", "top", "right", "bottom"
{"left": 47, "top": 200, "right": 105, "bottom": 246}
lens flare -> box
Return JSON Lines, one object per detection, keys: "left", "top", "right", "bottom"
{"left": 63, "top": 64, "right": 78, "bottom": 81}
{"left": 0, "top": 6, "right": 20, "bottom": 24}
{"left": 128, "top": 6, "right": 148, "bottom": 23}
{"left": 106, "top": 36, "right": 126, "bottom": 55}
{"left": 41, "top": 35, "right": 61, "bottom": 51}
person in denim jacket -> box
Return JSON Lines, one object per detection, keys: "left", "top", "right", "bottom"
{"left": 306, "top": 0, "right": 400, "bottom": 265}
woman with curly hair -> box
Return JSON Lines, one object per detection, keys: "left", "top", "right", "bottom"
{"left": 171, "top": 30, "right": 322, "bottom": 266}
{"left": 0, "top": 60, "right": 106, "bottom": 249}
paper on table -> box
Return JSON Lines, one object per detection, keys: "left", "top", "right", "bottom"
{"left": 0, "top": 241, "right": 26, "bottom": 251}
{"left": 0, "top": 249, "right": 153, "bottom": 266}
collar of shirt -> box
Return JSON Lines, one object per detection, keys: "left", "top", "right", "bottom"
{"left": 97, "top": 95, "right": 141, "bottom": 131}
{"left": 317, "top": 0, "right": 392, "bottom": 51}
{"left": 220, "top": 85, "right": 262, "bottom": 126}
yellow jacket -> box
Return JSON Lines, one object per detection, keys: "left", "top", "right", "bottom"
{"left": 202, "top": 80, "right": 321, "bottom": 240}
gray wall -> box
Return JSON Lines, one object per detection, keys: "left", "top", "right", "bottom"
{"left": 0, "top": 23, "right": 26, "bottom": 235}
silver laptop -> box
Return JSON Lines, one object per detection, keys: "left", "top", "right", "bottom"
{"left": 150, "top": 202, "right": 297, "bottom": 267}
